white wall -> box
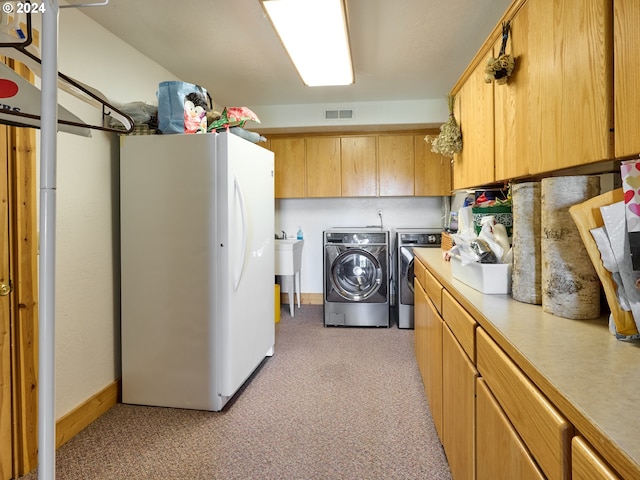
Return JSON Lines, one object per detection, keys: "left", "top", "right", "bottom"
{"left": 51, "top": 8, "right": 179, "bottom": 418}
{"left": 255, "top": 99, "right": 448, "bottom": 130}
{"left": 276, "top": 196, "right": 446, "bottom": 294}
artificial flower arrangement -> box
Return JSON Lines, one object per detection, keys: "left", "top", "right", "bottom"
{"left": 425, "top": 93, "right": 462, "bottom": 158}
{"left": 484, "top": 21, "right": 515, "bottom": 85}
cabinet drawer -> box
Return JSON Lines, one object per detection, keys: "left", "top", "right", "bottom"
{"left": 423, "top": 265, "right": 443, "bottom": 315}
{"left": 442, "top": 290, "right": 475, "bottom": 361}
{"left": 572, "top": 436, "right": 620, "bottom": 480}
{"left": 477, "top": 328, "right": 573, "bottom": 480}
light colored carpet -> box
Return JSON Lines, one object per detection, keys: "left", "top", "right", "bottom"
{"left": 20, "top": 305, "right": 451, "bottom": 479}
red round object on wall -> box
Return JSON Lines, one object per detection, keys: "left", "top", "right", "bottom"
{"left": 0, "top": 79, "right": 19, "bottom": 98}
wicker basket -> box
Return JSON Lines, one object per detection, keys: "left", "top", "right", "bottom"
{"left": 441, "top": 232, "right": 455, "bottom": 251}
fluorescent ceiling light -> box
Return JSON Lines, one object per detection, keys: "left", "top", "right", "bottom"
{"left": 261, "top": 0, "right": 354, "bottom": 87}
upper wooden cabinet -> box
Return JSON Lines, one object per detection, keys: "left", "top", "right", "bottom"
{"left": 455, "top": 0, "right": 615, "bottom": 188}
{"left": 614, "top": 0, "right": 640, "bottom": 158}
{"left": 268, "top": 131, "right": 448, "bottom": 198}
{"left": 494, "top": 3, "right": 531, "bottom": 181}
{"left": 415, "top": 134, "right": 452, "bottom": 196}
{"left": 305, "top": 137, "right": 341, "bottom": 198}
{"left": 527, "top": 0, "right": 613, "bottom": 174}
{"left": 378, "top": 134, "right": 415, "bottom": 196}
{"left": 270, "top": 137, "right": 305, "bottom": 199}
{"left": 453, "top": 50, "right": 495, "bottom": 190}
{"left": 340, "top": 136, "right": 377, "bottom": 197}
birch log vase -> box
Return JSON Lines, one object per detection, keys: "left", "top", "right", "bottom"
{"left": 541, "top": 176, "right": 601, "bottom": 319}
{"left": 512, "top": 182, "right": 542, "bottom": 304}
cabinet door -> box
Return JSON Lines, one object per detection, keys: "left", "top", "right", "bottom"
{"left": 341, "top": 136, "right": 377, "bottom": 197}
{"left": 477, "top": 378, "right": 545, "bottom": 480}
{"left": 494, "top": 3, "right": 531, "bottom": 181}
{"left": 614, "top": 0, "right": 640, "bottom": 158}
{"left": 414, "top": 134, "right": 451, "bottom": 196}
{"left": 306, "top": 137, "right": 341, "bottom": 198}
{"left": 453, "top": 51, "right": 495, "bottom": 190}
{"left": 378, "top": 135, "right": 414, "bottom": 196}
{"left": 415, "top": 278, "right": 443, "bottom": 440}
{"left": 572, "top": 436, "right": 621, "bottom": 480}
{"left": 442, "top": 324, "right": 477, "bottom": 480}
{"left": 414, "top": 281, "right": 429, "bottom": 386}
{"left": 477, "top": 328, "right": 573, "bottom": 480}
{"left": 425, "top": 289, "right": 443, "bottom": 440}
{"left": 528, "top": 0, "right": 613, "bottom": 173}
{"left": 270, "top": 138, "right": 305, "bottom": 198}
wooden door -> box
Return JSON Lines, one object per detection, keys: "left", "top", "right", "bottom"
{"left": 528, "top": 0, "right": 613, "bottom": 173}
{"left": 270, "top": 137, "right": 306, "bottom": 198}
{"left": 305, "top": 136, "right": 341, "bottom": 197}
{"left": 0, "top": 124, "right": 10, "bottom": 480}
{"left": 442, "top": 324, "right": 477, "bottom": 480}
{"left": 453, "top": 51, "right": 495, "bottom": 190}
{"left": 0, "top": 58, "right": 39, "bottom": 478}
{"left": 414, "top": 133, "right": 451, "bottom": 196}
{"left": 424, "top": 290, "right": 443, "bottom": 440}
{"left": 494, "top": 3, "right": 531, "bottom": 181}
{"left": 341, "top": 136, "right": 377, "bottom": 197}
{"left": 414, "top": 281, "right": 428, "bottom": 384}
{"left": 476, "top": 378, "right": 545, "bottom": 480}
{"left": 572, "top": 436, "right": 621, "bottom": 480}
{"left": 378, "top": 134, "right": 414, "bottom": 196}
{"left": 614, "top": 0, "right": 640, "bottom": 158}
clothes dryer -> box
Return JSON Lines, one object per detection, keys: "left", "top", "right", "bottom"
{"left": 323, "top": 228, "right": 390, "bottom": 327}
{"left": 395, "top": 228, "right": 442, "bottom": 328}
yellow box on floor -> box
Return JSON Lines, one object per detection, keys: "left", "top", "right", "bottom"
{"left": 274, "top": 284, "right": 280, "bottom": 323}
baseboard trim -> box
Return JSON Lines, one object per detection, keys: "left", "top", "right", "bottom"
{"left": 56, "top": 379, "right": 121, "bottom": 448}
{"left": 280, "top": 293, "right": 323, "bottom": 305}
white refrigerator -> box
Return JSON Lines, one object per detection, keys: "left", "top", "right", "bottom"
{"left": 120, "top": 131, "right": 275, "bottom": 411}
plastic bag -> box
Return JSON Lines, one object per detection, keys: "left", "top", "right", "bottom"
{"left": 157, "top": 81, "right": 212, "bottom": 134}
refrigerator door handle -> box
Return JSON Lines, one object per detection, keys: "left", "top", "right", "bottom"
{"left": 233, "top": 174, "right": 248, "bottom": 291}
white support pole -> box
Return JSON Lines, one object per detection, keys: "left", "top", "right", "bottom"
{"left": 38, "top": 1, "right": 59, "bottom": 480}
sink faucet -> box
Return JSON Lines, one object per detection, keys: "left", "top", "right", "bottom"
{"left": 281, "top": 231, "right": 287, "bottom": 239}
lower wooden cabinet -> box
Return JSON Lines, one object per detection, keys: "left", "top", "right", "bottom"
{"left": 477, "top": 328, "right": 573, "bottom": 480}
{"left": 415, "top": 250, "right": 640, "bottom": 480}
{"left": 477, "top": 378, "right": 545, "bottom": 480}
{"left": 414, "top": 281, "right": 429, "bottom": 387}
{"left": 414, "top": 274, "right": 443, "bottom": 438}
{"left": 425, "top": 291, "right": 443, "bottom": 438}
{"left": 572, "top": 436, "right": 621, "bottom": 480}
{"left": 442, "top": 324, "right": 477, "bottom": 480}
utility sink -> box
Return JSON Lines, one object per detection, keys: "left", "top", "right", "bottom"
{"left": 275, "top": 239, "right": 304, "bottom": 316}
{"left": 275, "top": 239, "right": 304, "bottom": 275}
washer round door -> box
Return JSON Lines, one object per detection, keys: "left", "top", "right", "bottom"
{"left": 330, "top": 248, "right": 383, "bottom": 301}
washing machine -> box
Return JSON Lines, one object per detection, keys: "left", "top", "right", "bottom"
{"left": 323, "top": 228, "right": 390, "bottom": 327}
{"left": 395, "top": 228, "right": 442, "bottom": 329}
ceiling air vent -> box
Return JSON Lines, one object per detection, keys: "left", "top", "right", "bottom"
{"left": 325, "top": 109, "right": 353, "bottom": 120}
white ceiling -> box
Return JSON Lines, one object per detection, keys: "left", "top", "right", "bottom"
{"left": 78, "top": 0, "right": 512, "bottom": 109}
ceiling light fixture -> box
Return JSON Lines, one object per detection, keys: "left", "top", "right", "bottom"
{"left": 261, "top": 0, "right": 354, "bottom": 87}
